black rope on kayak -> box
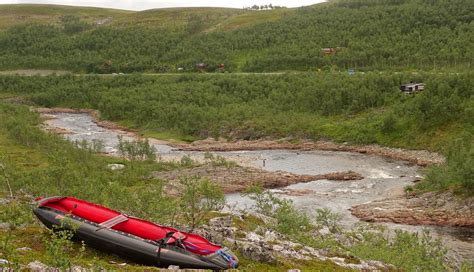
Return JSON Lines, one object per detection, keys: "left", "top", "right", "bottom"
{"left": 156, "top": 243, "right": 162, "bottom": 266}
{"left": 155, "top": 232, "right": 177, "bottom": 267}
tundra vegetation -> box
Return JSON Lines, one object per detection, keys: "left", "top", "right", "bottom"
{"left": 0, "top": 0, "right": 473, "bottom": 270}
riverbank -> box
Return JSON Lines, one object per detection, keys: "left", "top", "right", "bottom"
{"left": 36, "top": 107, "right": 445, "bottom": 167}
{"left": 176, "top": 138, "right": 445, "bottom": 167}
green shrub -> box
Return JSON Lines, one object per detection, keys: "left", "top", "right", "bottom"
{"left": 349, "top": 225, "right": 447, "bottom": 271}
{"left": 274, "top": 200, "right": 311, "bottom": 235}
{"left": 178, "top": 177, "right": 225, "bottom": 231}
{"left": 242, "top": 185, "right": 283, "bottom": 216}
{"left": 243, "top": 186, "right": 311, "bottom": 235}
{"left": 315, "top": 208, "right": 342, "bottom": 233}
{"left": 418, "top": 133, "right": 473, "bottom": 193}
{"left": 44, "top": 217, "right": 85, "bottom": 269}
{"left": 117, "top": 136, "right": 157, "bottom": 162}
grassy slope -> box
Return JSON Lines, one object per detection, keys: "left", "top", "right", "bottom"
{"left": 0, "top": 4, "right": 130, "bottom": 29}
{"left": 0, "top": 4, "right": 292, "bottom": 31}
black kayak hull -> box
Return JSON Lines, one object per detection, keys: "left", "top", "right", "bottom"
{"left": 34, "top": 207, "right": 231, "bottom": 270}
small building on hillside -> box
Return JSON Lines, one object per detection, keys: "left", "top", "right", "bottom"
{"left": 322, "top": 48, "right": 337, "bottom": 55}
{"left": 195, "top": 63, "right": 208, "bottom": 72}
{"left": 400, "top": 82, "right": 425, "bottom": 93}
{"left": 322, "top": 47, "right": 345, "bottom": 56}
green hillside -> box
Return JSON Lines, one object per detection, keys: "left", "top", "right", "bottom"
{"left": 0, "top": 4, "right": 131, "bottom": 29}
{"left": 0, "top": 0, "right": 472, "bottom": 73}
{"left": 0, "top": 4, "right": 284, "bottom": 31}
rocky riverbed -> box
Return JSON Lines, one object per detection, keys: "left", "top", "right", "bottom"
{"left": 176, "top": 138, "right": 445, "bottom": 167}
{"left": 153, "top": 165, "right": 362, "bottom": 194}
{"left": 36, "top": 109, "right": 473, "bottom": 267}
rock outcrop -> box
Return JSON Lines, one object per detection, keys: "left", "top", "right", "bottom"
{"left": 153, "top": 165, "right": 362, "bottom": 193}
{"left": 351, "top": 191, "right": 474, "bottom": 227}
{"left": 193, "top": 215, "right": 394, "bottom": 271}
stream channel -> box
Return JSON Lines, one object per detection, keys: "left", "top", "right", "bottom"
{"left": 44, "top": 112, "right": 474, "bottom": 265}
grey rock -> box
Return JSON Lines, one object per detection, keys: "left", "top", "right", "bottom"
{"left": 208, "top": 216, "right": 232, "bottom": 228}
{"left": 330, "top": 257, "right": 346, "bottom": 265}
{"left": 280, "top": 240, "right": 298, "bottom": 249}
{"left": 70, "top": 265, "right": 89, "bottom": 272}
{"left": 16, "top": 247, "right": 32, "bottom": 251}
{"left": 193, "top": 223, "right": 237, "bottom": 245}
{"left": 263, "top": 230, "right": 279, "bottom": 242}
{"left": 107, "top": 163, "right": 125, "bottom": 170}
{"left": 237, "top": 241, "right": 275, "bottom": 263}
{"left": 367, "top": 260, "right": 386, "bottom": 268}
{"left": 0, "top": 198, "right": 10, "bottom": 205}
{"left": 167, "top": 265, "right": 180, "bottom": 270}
{"left": 245, "top": 232, "right": 262, "bottom": 242}
{"left": 346, "top": 263, "right": 372, "bottom": 270}
{"left": 319, "top": 227, "right": 331, "bottom": 236}
{"left": 27, "top": 261, "right": 50, "bottom": 272}
{"left": 272, "top": 244, "right": 284, "bottom": 252}
{"left": 0, "top": 259, "right": 9, "bottom": 265}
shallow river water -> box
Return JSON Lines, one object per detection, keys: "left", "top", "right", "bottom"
{"left": 45, "top": 112, "right": 474, "bottom": 265}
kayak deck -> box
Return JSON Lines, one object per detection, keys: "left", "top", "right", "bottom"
{"left": 37, "top": 196, "right": 222, "bottom": 256}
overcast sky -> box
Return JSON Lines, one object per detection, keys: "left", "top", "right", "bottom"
{"left": 2, "top": 0, "right": 326, "bottom": 10}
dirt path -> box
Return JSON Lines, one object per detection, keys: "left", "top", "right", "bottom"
{"left": 0, "top": 69, "right": 71, "bottom": 76}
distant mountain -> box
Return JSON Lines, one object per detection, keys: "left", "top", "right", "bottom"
{"left": 0, "top": 0, "right": 472, "bottom": 72}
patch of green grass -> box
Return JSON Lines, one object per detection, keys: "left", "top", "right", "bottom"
{"left": 0, "top": 4, "right": 130, "bottom": 30}
{"left": 0, "top": 132, "right": 48, "bottom": 170}
{"left": 232, "top": 214, "right": 266, "bottom": 233}
{"left": 119, "top": 7, "right": 240, "bottom": 30}
{"left": 0, "top": 226, "right": 161, "bottom": 270}
{"left": 349, "top": 228, "right": 447, "bottom": 271}
{"left": 141, "top": 129, "right": 200, "bottom": 143}
{"left": 213, "top": 9, "right": 292, "bottom": 32}
{"left": 0, "top": 93, "right": 16, "bottom": 99}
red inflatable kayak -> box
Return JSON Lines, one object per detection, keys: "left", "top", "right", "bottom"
{"left": 34, "top": 196, "right": 238, "bottom": 270}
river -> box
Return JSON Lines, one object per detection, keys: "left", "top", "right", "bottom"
{"left": 43, "top": 112, "right": 474, "bottom": 266}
